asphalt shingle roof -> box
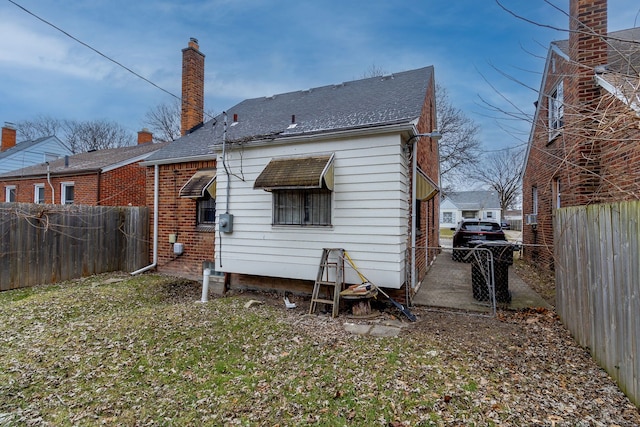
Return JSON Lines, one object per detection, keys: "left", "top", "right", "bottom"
{"left": 552, "top": 27, "right": 640, "bottom": 74}
{"left": 444, "top": 191, "right": 501, "bottom": 210}
{"left": 145, "top": 66, "right": 434, "bottom": 163}
{"left": 0, "top": 141, "right": 169, "bottom": 178}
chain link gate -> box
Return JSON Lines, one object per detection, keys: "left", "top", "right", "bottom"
{"left": 410, "top": 243, "right": 518, "bottom": 317}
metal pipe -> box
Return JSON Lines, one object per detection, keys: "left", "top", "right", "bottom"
{"left": 46, "top": 163, "right": 55, "bottom": 204}
{"left": 131, "top": 164, "right": 159, "bottom": 275}
{"left": 200, "top": 268, "right": 211, "bottom": 302}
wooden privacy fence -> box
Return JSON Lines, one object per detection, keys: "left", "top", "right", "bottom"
{"left": 555, "top": 201, "right": 640, "bottom": 407}
{"left": 0, "top": 203, "right": 149, "bottom": 291}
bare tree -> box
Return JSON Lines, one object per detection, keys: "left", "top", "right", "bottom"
{"left": 16, "top": 116, "right": 135, "bottom": 153}
{"left": 16, "top": 115, "right": 65, "bottom": 141}
{"left": 64, "top": 120, "right": 133, "bottom": 152}
{"left": 143, "top": 101, "right": 182, "bottom": 142}
{"left": 436, "top": 85, "right": 482, "bottom": 189}
{"left": 469, "top": 148, "right": 523, "bottom": 215}
{"left": 362, "top": 65, "right": 482, "bottom": 188}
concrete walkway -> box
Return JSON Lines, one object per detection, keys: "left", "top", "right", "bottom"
{"left": 413, "top": 248, "right": 552, "bottom": 313}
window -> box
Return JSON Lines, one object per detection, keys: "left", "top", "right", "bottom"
{"left": 273, "top": 189, "right": 331, "bottom": 226}
{"left": 442, "top": 212, "right": 453, "bottom": 223}
{"left": 61, "top": 182, "right": 74, "bottom": 205}
{"left": 532, "top": 187, "right": 538, "bottom": 215}
{"left": 34, "top": 184, "right": 45, "bottom": 204}
{"left": 553, "top": 178, "right": 561, "bottom": 209}
{"left": 549, "top": 81, "right": 564, "bottom": 133}
{"left": 197, "top": 192, "right": 216, "bottom": 226}
{"left": 5, "top": 185, "right": 16, "bottom": 202}
{"left": 44, "top": 153, "right": 60, "bottom": 162}
{"left": 486, "top": 211, "right": 494, "bottom": 219}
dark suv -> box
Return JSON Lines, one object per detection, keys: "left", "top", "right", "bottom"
{"left": 451, "top": 219, "right": 506, "bottom": 261}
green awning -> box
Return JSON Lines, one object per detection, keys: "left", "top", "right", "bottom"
{"left": 179, "top": 169, "right": 216, "bottom": 198}
{"left": 254, "top": 154, "right": 335, "bottom": 191}
{"left": 416, "top": 168, "right": 438, "bottom": 201}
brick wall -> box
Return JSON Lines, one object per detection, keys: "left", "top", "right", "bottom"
{"left": 1, "top": 162, "right": 148, "bottom": 207}
{"left": 522, "top": 0, "right": 640, "bottom": 273}
{"left": 414, "top": 73, "right": 440, "bottom": 282}
{"left": 147, "top": 160, "right": 217, "bottom": 280}
{"left": 99, "top": 163, "right": 148, "bottom": 206}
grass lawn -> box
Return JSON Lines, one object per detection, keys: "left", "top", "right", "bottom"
{"left": 1, "top": 273, "right": 637, "bottom": 425}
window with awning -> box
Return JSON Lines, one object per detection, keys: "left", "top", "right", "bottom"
{"left": 416, "top": 168, "right": 438, "bottom": 201}
{"left": 179, "top": 169, "right": 217, "bottom": 199}
{"left": 254, "top": 154, "right": 334, "bottom": 191}
{"left": 255, "top": 154, "right": 335, "bottom": 226}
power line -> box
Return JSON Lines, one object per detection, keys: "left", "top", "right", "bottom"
{"left": 7, "top": 0, "right": 189, "bottom": 112}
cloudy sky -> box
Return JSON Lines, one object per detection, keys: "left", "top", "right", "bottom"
{"left": 1, "top": 0, "right": 638, "bottom": 152}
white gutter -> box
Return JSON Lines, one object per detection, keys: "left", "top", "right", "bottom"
{"left": 131, "top": 164, "right": 159, "bottom": 275}
{"left": 411, "top": 138, "right": 418, "bottom": 292}
{"left": 46, "top": 163, "right": 55, "bottom": 204}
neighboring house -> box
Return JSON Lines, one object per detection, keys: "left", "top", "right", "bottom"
{"left": 0, "top": 129, "right": 166, "bottom": 206}
{"left": 0, "top": 123, "right": 72, "bottom": 175}
{"left": 522, "top": 0, "right": 640, "bottom": 272}
{"left": 440, "top": 191, "right": 502, "bottom": 229}
{"left": 142, "top": 39, "right": 440, "bottom": 299}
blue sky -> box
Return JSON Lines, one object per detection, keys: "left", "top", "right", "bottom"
{"left": 1, "top": 0, "right": 638, "bottom": 152}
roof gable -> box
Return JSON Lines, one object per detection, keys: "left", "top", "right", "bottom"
{"left": 442, "top": 191, "right": 501, "bottom": 210}
{"left": 0, "top": 135, "right": 72, "bottom": 173}
{"left": 146, "top": 66, "right": 434, "bottom": 163}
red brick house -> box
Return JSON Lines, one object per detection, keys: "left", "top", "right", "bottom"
{"left": 522, "top": 0, "right": 640, "bottom": 272}
{"left": 137, "top": 38, "right": 217, "bottom": 280}
{"left": 0, "top": 130, "right": 166, "bottom": 206}
{"left": 142, "top": 38, "right": 440, "bottom": 300}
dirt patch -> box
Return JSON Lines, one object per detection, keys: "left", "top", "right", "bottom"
{"left": 513, "top": 259, "right": 556, "bottom": 306}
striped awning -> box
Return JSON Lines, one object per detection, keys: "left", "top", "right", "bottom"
{"left": 179, "top": 169, "right": 216, "bottom": 198}
{"left": 416, "top": 168, "right": 438, "bottom": 201}
{"left": 254, "top": 154, "right": 335, "bottom": 191}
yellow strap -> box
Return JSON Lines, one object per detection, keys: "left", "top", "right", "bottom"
{"left": 343, "top": 251, "right": 369, "bottom": 284}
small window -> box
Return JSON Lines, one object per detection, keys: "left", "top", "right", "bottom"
{"left": 442, "top": 212, "right": 453, "bottom": 223}
{"left": 273, "top": 189, "right": 331, "bottom": 226}
{"left": 61, "top": 182, "right": 74, "bottom": 205}
{"left": 486, "top": 211, "right": 494, "bottom": 219}
{"left": 532, "top": 187, "right": 538, "bottom": 215}
{"left": 5, "top": 185, "right": 16, "bottom": 202}
{"left": 553, "top": 178, "right": 561, "bottom": 209}
{"left": 34, "top": 184, "right": 45, "bottom": 204}
{"left": 197, "top": 192, "right": 216, "bottom": 226}
{"left": 44, "top": 153, "right": 60, "bottom": 162}
{"left": 549, "top": 81, "right": 564, "bottom": 134}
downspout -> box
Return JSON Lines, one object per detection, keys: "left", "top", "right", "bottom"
{"left": 131, "top": 164, "right": 159, "bottom": 275}
{"left": 46, "top": 163, "right": 55, "bottom": 203}
{"left": 411, "top": 139, "right": 418, "bottom": 293}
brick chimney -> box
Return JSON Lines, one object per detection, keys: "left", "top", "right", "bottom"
{"left": 181, "top": 37, "right": 205, "bottom": 136}
{"left": 567, "top": 0, "right": 608, "bottom": 204}
{"left": 569, "top": 0, "right": 608, "bottom": 106}
{"left": 137, "top": 128, "right": 153, "bottom": 144}
{"left": 1, "top": 122, "right": 17, "bottom": 152}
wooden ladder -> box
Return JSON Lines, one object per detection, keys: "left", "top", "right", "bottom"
{"left": 309, "top": 248, "right": 345, "bottom": 318}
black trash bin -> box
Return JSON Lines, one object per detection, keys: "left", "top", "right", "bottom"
{"left": 468, "top": 240, "right": 513, "bottom": 303}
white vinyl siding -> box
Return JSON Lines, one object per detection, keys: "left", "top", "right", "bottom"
{"left": 0, "top": 136, "right": 72, "bottom": 174}
{"left": 215, "top": 133, "right": 409, "bottom": 288}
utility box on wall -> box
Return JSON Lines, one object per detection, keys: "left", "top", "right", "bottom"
{"left": 219, "top": 213, "right": 234, "bottom": 233}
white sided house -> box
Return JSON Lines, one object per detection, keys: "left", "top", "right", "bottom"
{"left": 212, "top": 67, "right": 440, "bottom": 295}
{"left": 1, "top": 124, "right": 72, "bottom": 175}
{"left": 440, "top": 190, "right": 502, "bottom": 229}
